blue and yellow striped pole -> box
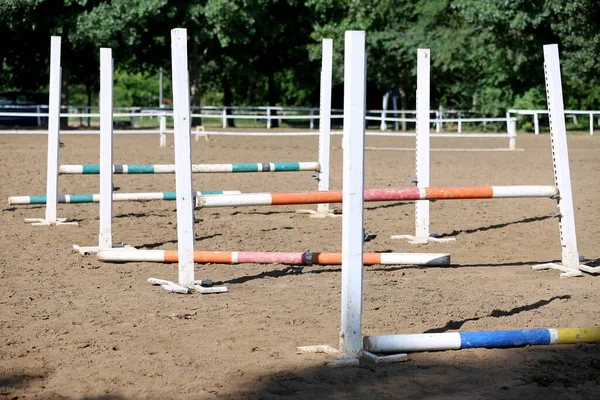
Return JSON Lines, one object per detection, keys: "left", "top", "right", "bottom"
{"left": 363, "top": 327, "right": 600, "bottom": 353}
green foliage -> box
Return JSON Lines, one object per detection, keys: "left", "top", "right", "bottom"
{"left": 1, "top": 0, "right": 598, "bottom": 113}
{"left": 114, "top": 70, "right": 162, "bottom": 107}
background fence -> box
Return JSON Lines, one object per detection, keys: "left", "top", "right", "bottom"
{"left": 0, "top": 105, "right": 597, "bottom": 135}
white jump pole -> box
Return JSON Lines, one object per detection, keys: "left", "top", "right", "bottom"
{"left": 297, "top": 30, "right": 411, "bottom": 365}
{"left": 296, "top": 30, "right": 368, "bottom": 366}
{"left": 25, "top": 36, "right": 76, "bottom": 226}
{"left": 99, "top": 48, "right": 114, "bottom": 251}
{"left": 508, "top": 118, "right": 517, "bottom": 150}
{"left": 339, "top": 30, "right": 367, "bottom": 359}
{"left": 414, "top": 50, "right": 431, "bottom": 242}
{"left": 380, "top": 92, "right": 389, "bottom": 131}
{"left": 73, "top": 48, "right": 129, "bottom": 255}
{"left": 159, "top": 111, "right": 167, "bottom": 147}
{"left": 147, "top": 28, "right": 227, "bottom": 294}
{"left": 159, "top": 67, "right": 167, "bottom": 147}
{"left": 171, "top": 28, "right": 195, "bottom": 289}
{"left": 532, "top": 44, "right": 598, "bottom": 277}
{"left": 317, "top": 39, "right": 333, "bottom": 216}
{"left": 297, "top": 38, "right": 335, "bottom": 218}
{"left": 392, "top": 49, "right": 454, "bottom": 244}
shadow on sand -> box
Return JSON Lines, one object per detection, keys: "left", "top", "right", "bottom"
{"left": 228, "top": 344, "right": 600, "bottom": 399}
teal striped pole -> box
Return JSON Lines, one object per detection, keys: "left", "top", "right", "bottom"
{"left": 59, "top": 162, "right": 320, "bottom": 174}
{"left": 8, "top": 191, "right": 241, "bottom": 205}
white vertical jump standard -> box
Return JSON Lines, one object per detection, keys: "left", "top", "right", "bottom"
{"left": 25, "top": 36, "right": 76, "bottom": 226}
{"left": 297, "top": 38, "right": 335, "bottom": 218}
{"left": 172, "top": 28, "right": 195, "bottom": 288}
{"left": 532, "top": 44, "right": 599, "bottom": 277}
{"left": 317, "top": 38, "right": 333, "bottom": 217}
{"left": 147, "top": 28, "right": 227, "bottom": 294}
{"left": 99, "top": 49, "right": 114, "bottom": 251}
{"left": 392, "top": 49, "right": 454, "bottom": 245}
{"left": 297, "top": 31, "right": 406, "bottom": 366}
{"left": 339, "top": 30, "right": 366, "bottom": 359}
{"left": 73, "top": 49, "right": 133, "bottom": 255}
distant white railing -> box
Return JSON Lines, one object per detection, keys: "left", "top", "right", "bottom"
{"left": 508, "top": 109, "right": 599, "bottom": 135}
{"left": 1, "top": 105, "right": 597, "bottom": 136}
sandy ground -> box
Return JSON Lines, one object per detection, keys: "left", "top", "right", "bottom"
{"left": 1, "top": 132, "right": 599, "bottom": 399}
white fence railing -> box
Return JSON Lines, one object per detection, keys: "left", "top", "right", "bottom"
{"left": 508, "top": 109, "right": 599, "bottom": 135}
{"left": 0, "top": 106, "right": 597, "bottom": 135}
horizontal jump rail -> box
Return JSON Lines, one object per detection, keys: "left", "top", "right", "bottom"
{"left": 97, "top": 249, "right": 450, "bottom": 266}
{"left": 59, "top": 162, "right": 320, "bottom": 174}
{"left": 363, "top": 327, "right": 600, "bottom": 353}
{"left": 196, "top": 185, "right": 559, "bottom": 208}
{"left": 8, "top": 191, "right": 240, "bottom": 205}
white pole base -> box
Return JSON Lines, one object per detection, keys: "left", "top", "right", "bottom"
{"left": 361, "top": 351, "right": 408, "bottom": 364}
{"left": 295, "top": 209, "right": 342, "bottom": 218}
{"left": 532, "top": 262, "right": 600, "bottom": 278}
{"left": 148, "top": 277, "right": 227, "bottom": 294}
{"left": 579, "top": 265, "right": 600, "bottom": 274}
{"left": 73, "top": 243, "right": 133, "bottom": 256}
{"left": 296, "top": 345, "right": 360, "bottom": 367}
{"left": 391, "top": 234, "right": 456, "bottom": 245}
{"left": 296, "top": 345, "right": 408, "bottom": 366}
{"left": 24, "top": 217, "right": 78, "bottom": 226}
{"left": 73, "top": 245, "right": 99, "bottom": 255}
{"left": 194, "top": 285, "right": 228, "bottom": 294}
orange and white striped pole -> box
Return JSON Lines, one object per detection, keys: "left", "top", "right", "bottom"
{"left": 98, "top": 249, "right": 450, "bottom": 266}
{"left": 196, "top": 186, "right": 558, "bottom": 208}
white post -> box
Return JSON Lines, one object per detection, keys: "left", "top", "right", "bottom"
{"left": 159, "top": 67, "right": 167, "bottom": 147}
{"left": 309, "top": 109, "right": 315, "bottom": 129}
{"left": 534, "top": 111, "right": 539, "bottom": 135}
{"left": 392, "top": 92, "right": 399, "bottom": 131}
{"left": 266, "top": 107, "right": 271, "bottom": 129}
{"left": 340, "top": 30, "right": 365, "bottom": 357}
{"left": 45, "top": 36, "right": 62, "bottom": 224}
{"left": 222, "top": 107, "right": 227, "bottom": 128}
{"left": 99, "top": 48, "right": 114, "bottom": 250}
{"left": 414, "top": 49, "right": 431, "bottom": 242}
{"left": 171, "top": 28, "right": 195, "bottom": 288}
{"left": 533, "top": 44, "right": 583, "bottom": 277}
{"left": 159, "top": 67, "right": 164, "bottom": 107}
{"left": 380, "top": 92, "right": 388, "bottom": 131}
{"left": 159, "top": 112, "right": 167, "bottom": 147}
{"left": 590, "top": 112, "right": 594, "bottom": 136}
{"left": 26, "top": 37, "right": 76, "bottom": 225}
{"left": 435, "top": 110, "right": 441, "bottom": 132}
{"left": 317, "top": 39, "right": 333, "bottom": 216}
{"left": 508, "top": 118, "right": 517, "bottom": 151}
{"left": 36, "top": 106, "right": 42, "bottom": 126}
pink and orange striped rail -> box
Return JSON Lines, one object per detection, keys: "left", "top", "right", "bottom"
{"left": 196, "top": 186, "right": 558, "bottom": 208}
{"left": 97, "top": 250, "right": 450, "bottom": 266}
